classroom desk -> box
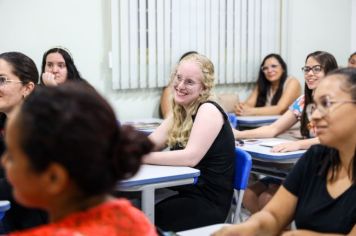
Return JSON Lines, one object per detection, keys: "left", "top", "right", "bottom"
{"left": 122, "top": 118, "right": 163, "bottom": 134}
{"left": 118, "top": 164, "right": 200, "bottom": 223}
{"left": 178, "top": 223, "right": 231, "bottom": 236}
{"left": 236, "top": 115, "right": 280, "bottom": 128}
{"left": 239, "top": 138, "right": 306, "bottom": 179}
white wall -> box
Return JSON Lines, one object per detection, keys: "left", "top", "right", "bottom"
{"left": 285, "top": 0, "right": 352, "bottom": 82}
{"left": 0, "top": 0, "right": 353, "bottom": 120}
{"left": 351, "top": 0, "right": 356, "bottom": 51}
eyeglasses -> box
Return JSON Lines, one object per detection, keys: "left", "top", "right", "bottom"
{"left": 301, "top": 65, "right": 323, "bottom": 74}
{"left": 173, "top": 75, "right": 200, "bottom": 88}
{"left": 261, "top": 64, "right": 280, "bottom": 72}
{"left": 306, "top": 97, "right": 356, "bottom": 120}
{"left": 0, "top": 76, "right": 23, "bottom": 86}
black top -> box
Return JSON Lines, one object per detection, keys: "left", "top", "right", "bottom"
{"left": 171, "top": 101, "right": 235, "bottom": 213}
{"left": 283, "top": 145, "right": 356, "bottom": 234}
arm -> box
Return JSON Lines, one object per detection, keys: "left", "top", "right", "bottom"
{"left": 144, "top": 103, "right": 224, "bottom": 167}
{"left": 212, "top": 186, "right": 297, "bottom": 236}
{"left": 282, "top": 226, "right": 356, "bottom": 236}
{"left": 239, "top": 78, "right": 302, "bottom": 116}
{"left": 233, "top": 110, "right": 298, "bottom": 139}
{"left": 160, "top": 86, "right": 171, "bottom": 119}
{"left": 271, "top": 137, "right": 320, "bottom": 153}
{"left": 235, "top": 88, "right": 258, "bottom": 116}
{"left": 148, "top": 114, "right": 173, "bottom": 151}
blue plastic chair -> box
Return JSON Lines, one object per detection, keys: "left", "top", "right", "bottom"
{"left": 227, "top": 113, "right": 238, "bottom": 129}
{"left": 226, "top": 147, "right": 252, "bottom": 223}
{"left": 0, "top": 200, "right": 10, "bottom": 221}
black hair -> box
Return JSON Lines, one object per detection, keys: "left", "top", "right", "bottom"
{"left": 300, "top": 51, "right": 338, "bottom": 138}
{"left": 255, "top": 54, "right": 288, "bottom": 107}
{"left": 0, "top": 52, "right": 39, "bottom": 85}
{"left": 318, "top": 68, "right": 356, "bottom": 183}
{"left": 17, "top": 82, "right": 153, "bottom": 196}
{"left": 349, "top": 52, "right": 356, "bottom": 62}
{"left": 40, "top": 47, "right": 82, "bottom": 84}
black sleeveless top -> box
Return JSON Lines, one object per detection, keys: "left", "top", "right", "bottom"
{"left": 171, "top": 101, "right": 235, "bottom": 212}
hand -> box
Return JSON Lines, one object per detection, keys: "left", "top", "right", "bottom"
{"left": 271, "top": 142, "right": 300, "bottom": 153}
{"left": 211, "top": 223, "right": 257, "bottom": 236}
{"left": 234, "top": 103, "right": 245, "bottom": 116}
{"left": 233, "top": 129, "right": 241, "bottom": 140}
{"left": 42, "top": 72, "right": 58, "bottom": 86}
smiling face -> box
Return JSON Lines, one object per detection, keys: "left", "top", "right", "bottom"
{"left": 172, "top": 61, "right": 204, "bottom": 109}
{"left": 0, "top": 59, "right": 27, "bottom": 114}
{"left": 45, "top": 52, "right": 68, "bottom": 84}
{"left": 304, "top": 56, "right": 326, "bottom": 90}
{"left": 261, "top": 57, "right": 284, "bottom": 85}
{"left": 311, "top": 76, "right": 356, "bottom": 148}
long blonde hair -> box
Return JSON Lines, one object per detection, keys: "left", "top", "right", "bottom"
{"left": 167, "top": 53, "right": 215, "bottom": 148}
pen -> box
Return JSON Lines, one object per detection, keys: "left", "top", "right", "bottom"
{"left": 236, "top": 139, "right": 244, "bottom": 146}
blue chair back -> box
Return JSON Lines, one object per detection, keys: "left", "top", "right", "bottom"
{"left": 0, "top": 200, "right": 10, "bottom": 220}
{"left": 225, "top": 147, "right": 252, "bottom": 223}
{"left": 234, "top": 147, "right": 252, "bottom": 190}
{"left": 227, "top": 113, "right": 238, "bottom": 129}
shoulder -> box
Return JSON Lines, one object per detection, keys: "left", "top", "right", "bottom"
{"left": 197, "top": 101, "right": 226, "bottom": 119}
{"left": 284, "top": 76, "right": 301, "bottom": 87}
{"left": 285, "top": 76, "right": 299, "bottom": 83}
{"left": 290, "top": 95, "right": 305, "bottom": 109}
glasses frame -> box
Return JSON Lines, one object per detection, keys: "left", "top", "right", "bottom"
{"left": 301, "top": 65, "right": 323, "bottom": 74}
{"left": 172, "top": 75, "right": 200, "bottom": 88}
{"left": 306, "top": 99, "right": 356, "bottom": 120}
{"left": 0, "top": 75, "right": 23, "bottom": 87}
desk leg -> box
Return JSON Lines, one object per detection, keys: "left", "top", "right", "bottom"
{"left": 142, "top": 188, "right": 155, "bottom": 223}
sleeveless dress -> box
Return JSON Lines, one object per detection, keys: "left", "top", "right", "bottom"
{"left": 155, "top": 101, "right": 235, "bottom": 232}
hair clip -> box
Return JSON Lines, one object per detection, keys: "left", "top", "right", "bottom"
{"left": 48, "top": 46, "right": 73, "bottom": 59}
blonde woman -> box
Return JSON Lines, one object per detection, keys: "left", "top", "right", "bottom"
{"left": 144, "top": 53, "right": 235, "bottom": 231}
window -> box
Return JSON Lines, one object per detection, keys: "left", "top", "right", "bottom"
{"left": 111, "top": 0, "right": 283, "bottom": 89}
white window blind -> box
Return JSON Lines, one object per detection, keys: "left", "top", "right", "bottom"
{"left": 111, "top": 0, "right": 282, "bottom": 90}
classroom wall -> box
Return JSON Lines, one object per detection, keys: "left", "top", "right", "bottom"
{"left": 0, "top": 0, "right": 353, "bottom": 120}
{"left": 351, "top": 0, "right": 356, "bottom": 51}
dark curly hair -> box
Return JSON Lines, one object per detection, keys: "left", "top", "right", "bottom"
{"left": 16, "top": 82, "right": 153, "bottom": 196}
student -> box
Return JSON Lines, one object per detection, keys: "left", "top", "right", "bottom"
{"left": 3, "top": 82, "right": 157, "bottom": 236}
{"left": 40, "top": 47, "right": 83, "bottom": 86}
{"left": 235, "top": 54, "right": 301, "bottom": 116}
{"left": 144, "top": 53, "right": 235, "bottom": 231}
{"left": 213, "top": 67, "right": 356, "bottom": 236}
{"left": 239, "top": 51, "right": 338, "bottom": 216}
{"left": 233, "top": 51, "right": 338, "bottom": 152}
{"left": 159, "top": 51, "right": 198, "bottom": 119}
{"left": 0, "top": 52, "right": 47, "bottom": 233}
{"left": 348, "top": 51, "right": 356, "bottom": 68}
